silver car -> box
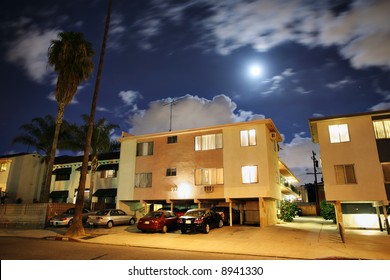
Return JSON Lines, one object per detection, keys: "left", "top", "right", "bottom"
{"left": 50, "top": 208, "right": 91, "bottom": 227}
{"left": 87, "top": 209, "right": 136, "bottom": 228}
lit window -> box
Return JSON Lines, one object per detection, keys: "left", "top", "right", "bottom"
{"left": 373, "top": 120, "right": 390, "bottom": 139}
{"left": 0, "top": 162, "right": 6, "bottom": 172}
{"left": 136, "top": 142, "right": 154, "bottom": 156}
{"left": 241, "top": 166, "right": 258, "bottom": 184}
{"left": 100, "top": 169, "right": 116, "bottom": 178}
{"left": 328, "top": 124, "right": 350, "bottom": 143}
{"left": 166, "top": 168, "right": 177, "bottom": 176}
{"left": 195, "top": 168, "right": 224, "bottom": 185}
{"left": 135, "top": 173, "right": 152, "bottom": 188}
{"left": 382, "top": 163, "right": 390, "bottom": 183}
{"left": 240, "top": 129, "right": 256, "bottom": 146}
{"left": 334, "top": 164, "right": 357, "bottom": 184}
{"left": 195, "top": 133, "right": 223, "bottom": 151}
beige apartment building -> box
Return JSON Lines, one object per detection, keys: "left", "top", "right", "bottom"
{"left": 117, "top": 119, "right": 295, "bottom": 227}
{"left": 309, "top": 110, "right": 390, "bottom": 230}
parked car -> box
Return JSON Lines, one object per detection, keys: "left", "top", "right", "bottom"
{"left": 87, "top": 209, "right": 136, "bottom": 228}
{"left": 211, "top": 206, "right": 240, "bottom": 224}
{"left": 157, "top": 207, "right": 188, "bottom": 217}
{"left": 177, "top": 208, "right": 223, "bottom": 234}
{"left": 49, "top": 207, "right": 90, "bottom": 227}
{"left": 137, "top": 210, "right": 178, "bottom": 233}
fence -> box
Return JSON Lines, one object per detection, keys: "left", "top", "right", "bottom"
{"left": 0, "top": 203, "right": 74, "bottom": 229}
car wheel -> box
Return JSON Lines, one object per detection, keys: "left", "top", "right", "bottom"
{"left": 181, "top": 229, "right": 187, "bottom": 234}
{"left": 203, "top": 223, "right": 210, "bottom": 234}
{"left": 162, "top": 225, "right": 168, "bottom": 233}
{"left": 218, "top": 220, "right": 223, "bottom": 228}
{"left": 107, "top": 221, "right": 113, "bottom": 228}
{"left": 68, "top": 219, "right": 73, "bottom": 227}
{"left": 129, "top": 218, "right": 135, "bottom": 225}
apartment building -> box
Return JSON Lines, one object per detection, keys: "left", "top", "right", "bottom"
{"left": 0, "top": 153, "right": 45, "bottom": 203}
{"left": 117, "top": 119, "right": 290, "bottom": 227}
{"left": 309, "top": 110, "right": 390, "bottom": 230}
{"left": 50, "top": 152, "right": 120, "bottom": 210}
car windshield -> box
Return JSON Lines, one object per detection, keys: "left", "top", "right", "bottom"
{"left": 95, "top": 210, "right": 109, "bottom": 215}
{"left": 144, "top": 212, "right": 163, "bottom": 218}
{"left": 185, "top": 210, "right": 205, "bottom": 217}
{"left": 64, "top": 208, "right": 75, "bottom": 214}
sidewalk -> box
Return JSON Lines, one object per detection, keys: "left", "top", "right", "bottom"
{"left": 1, "top": 217, "right": 389, "bottom": 260}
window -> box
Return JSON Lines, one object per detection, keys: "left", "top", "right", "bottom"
{"left": 55, "top": 173, "right": 70, "bottom": 181}
{"left": 135, "top": 173, "right": 152, "bottom": 188}
{"left": 100, "top": 169, "right": 117, "bottom": 178}
{"left": 334, "top": 164, "right": 357, "bottom": 184}
{"left": 382, "top": 163, "right": 390, "bottom": 183}
{"left": 136, "top": 142, "right": 154, "bottom": 156}
{"left": 240, "top": 129, "right": 257, "bottom": 146}
{"left": 328, "top": 124, "right": 350, "bottom": 143}
{"left": 195, "top": 133, "right": 223, "bottom": 151}
{"left": 167, "top": 136, "right": 178, "bottom": 144}
{"left": 373, "top": 119, "right": 390, "bottom": 139}
{"left": 242, "top": 166, "right": 258, "bottom": 184}
{"left": 0, "top": 162, "right": 6, "bottom": 172}
{"left": 166, "top": 168, "right": 177, "bottom": 176}
{"left": 195, "top": 168, "right": 224, "bottom": 185}
{"left": 204, "top": 185, "right": 214, "bottom": 193}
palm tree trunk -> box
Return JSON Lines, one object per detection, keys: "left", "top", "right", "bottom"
{"left": 66, "top": 0, "right": 112, "bottom": 237}
{"left": 42, "top": 102, "right": 65, "bottom": 203}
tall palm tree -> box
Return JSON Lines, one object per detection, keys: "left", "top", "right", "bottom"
{"left": 67, "top": 0, "right": 112, "bottom": 237}
{"left": 43, "top": 32, "right": 94, "bottom": 203}
{"left": 64, "top": 114, "right": 119, "bottom": 208}
{"left": 12, "top": 115, "right": 71, "bottom": 201}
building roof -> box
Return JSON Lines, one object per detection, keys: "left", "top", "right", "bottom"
{"left": 54, "top": 151, "right": 120, "bottom": 164}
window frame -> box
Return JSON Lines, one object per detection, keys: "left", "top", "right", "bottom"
{"left": 328, "top": 124, "right": 350, "bottom": 143}
{"left": 167, "top": 136, "right": 178, "bottom": 144}
{"left": 135, "top": 172, "right": 153, "bottom": 188}
{"left": 166, "top": 168, "right": 177, "bottom": 177}
{"left": 240, "top": 129, "right": 257, "bottom": 147}
{"left": 334, "top": 164, "right": 357, "bottom": 185}
{"left": 136, "top": 142, "right": 154, "bottom": 156}
{"left": 194, "top": 133, "right": 223, "bottom": 151}
{"left": 241, "top": 165, "right": 258, "bottom": 184}
{"left": 373, "top": 119, "right": 390, "bottom": 139}
{"left": 195, "top": 168, "right": 224, "bottom": 185}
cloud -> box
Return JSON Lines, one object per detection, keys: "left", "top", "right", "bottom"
{"left": 326, "top": 77, "right": 355, "bottom": 89}
{"left": 107, "top": 13, "right": 127, "bottom": 51}
{"left": 261, "top": 68, "right": 295, "bottom": 95}
{"left": 369, "top": 102, "right": 390, "bottom": 111}
{"left": 136, "top": 0, "right": 390, "bottom": 69}
{"left": 128, "top": 94, "right": 265, "bottom": 135}
{"left": 5, "top": 27, "right": 60, "bottom": 83}
{"left": 279, "top": 133, "right": 321, "bottom": 184}
{"left": 119, "top": 90, "right": 141, "bottom": 105}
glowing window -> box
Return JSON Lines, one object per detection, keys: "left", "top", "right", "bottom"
{"left": 334, "top": 164, "right": 357, "bottom": 184}
{"left": 240, "top": 129, "right": 256, "bottom": 146}
{"left": 195, "top": 168, "right": 224, "bottom": 185}
{"left": 241, "top": 166, "right": 258, "bottom": 184}
{"left": 373, "top": 120, "right": 390, "bottom": 139}
{"left": 135, "top": 173, "right": 152, "bottom": 188}
{"left": 328, "top": 124, "right": 350, "bottom": 143}
{"left": 0, "top": 162, "right": 7, "bottom": 172}
{"left": 195, "top": 133, "right": 223, "bottom": 151}
{"left": 136, "top": 142, "right": 154, "bottom": 156}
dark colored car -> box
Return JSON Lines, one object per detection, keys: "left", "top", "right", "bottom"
{"left": 177, "top": 208, "right": 223, "bottom": 234}
{"left": 211, "top": 206, "right": 240, "bottom": 225}
{"left": 137, "top": 210, "right": 178, "bottom": 233}
{"left": 49, "top": 207, "right": 91, "bottom": 227}
{"left": 157, "top": 206, "right": 189, "bottom": 217}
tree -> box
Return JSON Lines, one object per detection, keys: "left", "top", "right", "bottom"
{"left": 43, "top": 32, "right": 94, "bottom": 203}
{"left": 64, "top": 114, "right": 119, "bottom": 208}
{"left": 12, "top": 115, "right": 71, "bottom": 201}
{"left": 279, "top": 200, "right": 298, "bottom": 222}
{"left": 320, "top": 200, "right": 336, "bottom": 223}
{"left": 67, "top": 0, "right": 112, "bottom": 237}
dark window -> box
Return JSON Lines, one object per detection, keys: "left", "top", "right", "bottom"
{"left": 167, "top": 136, "right": 178, "bottom": 144}
{"left": 55, "top": 173, "right": 70, "bottom": 181}
{"left": 166, "top": 168, "right": 177, "bottom": 176}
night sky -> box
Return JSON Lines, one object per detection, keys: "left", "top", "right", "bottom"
{"left": 1, "top": 0, "right": 389, "bottom": 184}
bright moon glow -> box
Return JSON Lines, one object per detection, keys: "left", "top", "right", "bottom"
{"left": 249, "top": 65, "right": 262, "bottom": 77}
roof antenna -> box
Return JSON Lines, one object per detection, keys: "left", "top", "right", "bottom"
{"left": 163, "top": 97, "right": 182, "bottom": 131}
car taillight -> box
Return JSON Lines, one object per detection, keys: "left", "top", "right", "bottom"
{"left": 177, "top": 219, "right": 183, "bottom": 223}
{"left": 194, "top": 218, "right": 203, "bottom": 224}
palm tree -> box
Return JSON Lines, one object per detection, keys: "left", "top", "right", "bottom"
{"left": 12, "top": 115, "right": 71, "bottom": 201}
{"left": 43, "top": 32, "right": 94, "bottom": 203}
{"left": 64, "top": 114, "right": 119, "bottom": 209}
{"left": 67, "top": 0, "right": 112, "bottom": 237}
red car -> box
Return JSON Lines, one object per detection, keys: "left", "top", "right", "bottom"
{"left": 137, "top": 210, "right": 178, "bottom": 233}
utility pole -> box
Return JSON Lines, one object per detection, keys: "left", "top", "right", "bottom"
{"left": 307, "top": 151, "right": 322, "bottom": 215}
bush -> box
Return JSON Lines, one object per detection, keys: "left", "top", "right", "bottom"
{"left": 279, "top": 200, "right": 298, "bottom": 222}
{"left": 320, "top": 200, "right": 336, "bottom": 223}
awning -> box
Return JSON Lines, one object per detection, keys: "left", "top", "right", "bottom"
{"left": 52, "top": 168, "right": 71, "bottom": 175}
{"left": 50, "top": 190, "right": 69, "bottom": 199}
{"left": 96, "top": 164, "right": 119, "bottom": 171}
{"left": 75, "top": 166, "right": 92, "bottom": 171}
{"left": 93, "top": 188, "right": 117, "bottom": 197}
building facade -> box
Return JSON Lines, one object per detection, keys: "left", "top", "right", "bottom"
{"left": 309, "top": 110, "right": 390, "bottom": 230}
{"left": 0, "top": 153, "right": 45, "bottom": 203}
{"left": 117, "top": 119, "right": 292, "bottom": 227}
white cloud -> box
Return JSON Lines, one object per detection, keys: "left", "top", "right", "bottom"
{"left": 326, "top": 77, "right": 355, "bottom": 89}
{"left": 128, "top": 94, "right": 264, "bottom": 135}
{"left": 119, "top": 90, "right": 141, "bottom": 106}
{"left": 5, "top": 27, "right": 60, "bottom": 83}
{"left": 369, "top": 102, "right": 390, "bottom": 111}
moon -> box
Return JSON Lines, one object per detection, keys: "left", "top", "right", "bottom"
{"left": 249, "top": 64, "right": 262, "bottom": 77}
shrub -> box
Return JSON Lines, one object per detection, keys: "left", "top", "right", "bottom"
{"left": 320, "top": 200, "right": 336, "bottom": 223}
{"left": 279, "top": 200, "right": 298, "bottom": 222}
